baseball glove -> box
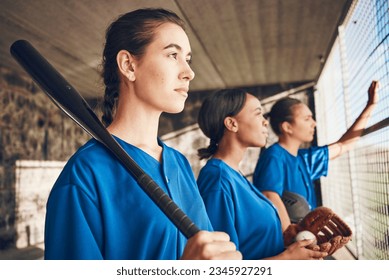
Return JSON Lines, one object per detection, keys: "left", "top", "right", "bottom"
{"left": 283, "top": 206, "right": 352, "bottom": 255}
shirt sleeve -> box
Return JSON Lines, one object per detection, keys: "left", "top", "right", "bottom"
{"left": 44, "top": 184, "right": 104, "bottom": 260}
{"left": 253, "top": 153, "right": 285, "bottom": 196}
{"left": 198, "top": 170, "right": 239, "bottom": 248}
{"left": 299, "top": 145, "right": 329, "bottom": 181}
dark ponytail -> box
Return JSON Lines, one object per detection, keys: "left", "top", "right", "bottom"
{"left": 197, "top": 139, "right": 219, "bottom": 160}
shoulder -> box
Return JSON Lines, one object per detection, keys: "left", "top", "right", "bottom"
{"left": 56, "top": 139, "right": 116, "bottom": 186}
{"left": 47, "top": 139, "right": 116, "bottom": 206}
{"left": 68, "top": 139, "right": 113, "bottom": 168}
{"left": 254, "top": 143, "right": 287, "bottom": 181}
{"left": 298, "top": 145, "right": 328, "bottom": 157}
{"left": 198, "top": 159, "right": 239, "bottom": 193}
{"left": 264, "top": 143, "right": 284, "bottom": 155}
{"left": 198, "top": 159, "right": 227, "bottom": 187}
{"left": 198, "top": 159, "right": 224, "bottom": 178}
{"left": 260, "top": 143, "right": 288, "bottom": 161}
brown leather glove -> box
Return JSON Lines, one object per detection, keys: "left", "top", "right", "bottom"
{"left": 284, "top": 206, "right": 352, "bottom": 255}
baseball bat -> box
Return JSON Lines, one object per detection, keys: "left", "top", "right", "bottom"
{"left": 10, "top": 39, "right": 200, "bottom": 239}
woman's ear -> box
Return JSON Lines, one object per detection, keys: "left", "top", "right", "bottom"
{"left": 281, "top": 121, "right": 293, "bottom": 135}
{"left": 224, "top": 117, "right": 238, "bottom": 132}
{"left": 117, "top": 50, "right": 136, "bottom": 81}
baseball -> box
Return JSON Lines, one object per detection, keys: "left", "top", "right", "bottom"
{"left": 295, "top": 230, "right": 317, "bottom": 247}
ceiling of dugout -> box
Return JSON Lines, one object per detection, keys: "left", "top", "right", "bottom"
{"left": 0, "top": 0, "right": 352, "bottom": 101}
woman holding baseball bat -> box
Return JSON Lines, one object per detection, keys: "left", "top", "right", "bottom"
{"left": 252, "top": 80, "right": 379, "bottom": 231}
{"left": 196, "top": 89, "right": 328, "bottom": 259}
{"left": 44, "top": 8, "right": 241, "bottom": 260}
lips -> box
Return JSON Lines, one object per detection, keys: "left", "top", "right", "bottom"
{"left": 175, "top": 88, "right": 189, "bottom": 98}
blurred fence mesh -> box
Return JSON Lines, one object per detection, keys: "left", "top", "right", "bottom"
{"left": 315, "top": 0, "right": 389, "bottom": 259}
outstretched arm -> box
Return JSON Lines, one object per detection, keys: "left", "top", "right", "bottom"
{"left": 328, "top": 80, "right": 380, "bottom": 160}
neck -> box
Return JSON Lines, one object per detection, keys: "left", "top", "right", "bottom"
{"left": 213, "top": 137, "right": 246, "bottom": 171}
{"left": 107, "top": 90, "right": 162, "bottom": 160}
{"left": 278, "top": 136, "right": 301, "bottom": 156}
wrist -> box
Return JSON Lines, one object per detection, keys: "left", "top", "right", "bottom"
{"left": 366, "top": 100, "right": 378, "bottom": 108}
{"left": 278, "top": 250, "right": 289, "bottom": 260}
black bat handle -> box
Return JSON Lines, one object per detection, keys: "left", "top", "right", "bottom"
{"left": 10, "top": 39, "right": 200, "bottom": 239}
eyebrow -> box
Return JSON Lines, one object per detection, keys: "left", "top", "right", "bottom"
{"left": 164, "top": 43, "right": 192, "bottom": 57}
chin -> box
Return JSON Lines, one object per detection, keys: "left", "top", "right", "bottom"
{"left": 306, "top": 136, "right": 314, "bottom": 142}
{"left": 256, "top": 140, "right": 267, "bottom": 148}
{"left": 165, "top": 104, "right": 185, "bottom": 114}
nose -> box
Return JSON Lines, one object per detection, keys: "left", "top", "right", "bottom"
{"left": 263, "top": 117, "right": 269, "bottom": 126}
{"left": 180, "top": 62, "right": 195, "bottom": 81}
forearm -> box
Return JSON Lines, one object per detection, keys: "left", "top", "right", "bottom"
{"left": 341, "top": 102, "right": 376, "bottom": 140}
{"left": 329, "top": 80, "right": 379, "bottom": 160}
{"left": 262, "top": 249, "right": 293, "bottom": 260}
{"left": 263, "top": 191, "right": 291, "bottom": 232}
{"left": 329, "top": 102, "right": 376, "bottom": 159}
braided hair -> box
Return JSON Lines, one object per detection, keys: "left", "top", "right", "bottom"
{"left": 100, "top": 8, "right": 185, "bottom": 126}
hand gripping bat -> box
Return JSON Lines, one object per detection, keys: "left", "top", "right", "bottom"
{"left": 10, "top": 39, "right": 200, "bottom": 239}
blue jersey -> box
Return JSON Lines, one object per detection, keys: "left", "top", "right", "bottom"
{"left": 44, "top": 136, "right": 212, "bottom": 260}
{"left": 253, "top": 143, "right": 329, "bottom": 209}
{"left": 197, "top": 159, "right": 284, "bottom": 260}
